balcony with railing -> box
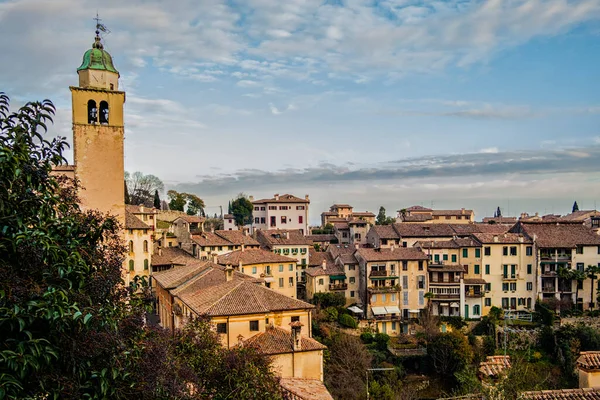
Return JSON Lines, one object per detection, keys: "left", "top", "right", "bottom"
{"left": 329, "top": 283, "right": 348, "bottom": 291}
{"left": 429, "top": 277, "right": 461, "bottom": 284}
{"left": 429, "top": 286, "right": 460, "bottom": 300}
{"left": 368, "top": 284, "right": 400, "bottom": 293}
{"left": 502, "top": 274, "right": 517, "bottom": 281}
{"left": 540, "top": 250, "right": 572, "bottom": 262}
{"left": 370, "top": 270, "right": 388, "bottom": 277}
{"left": 465, "top": 287, "right": 485, "bottom": 298}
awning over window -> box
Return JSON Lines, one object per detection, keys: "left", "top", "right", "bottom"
{"left": 408, "top": 309, "right": 420, "bottom": 314}
{"left": 348, "top": 306, "right": 363, "bottom": 314}
{"left": 371, "top": 307, "right": 387, "bottom": 316}
{"left": 450, "top": 302, "right": 460, "bottom": 308}
{"left": 263, "top": 277, "right": 275, "bottom": 283}
{"left": 385, "top": 306, "right": 401, "bottom": 314}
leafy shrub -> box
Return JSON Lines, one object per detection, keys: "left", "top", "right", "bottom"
{"left": 339, "top": 313, "right": 358, "bottom": 329}
{"left": 325, "top": 307, "right": 339, "bottom": 322}
{"left": 374, "top": 333, "right": 391, "bottom": 351}
{"left": 312, "top": 292, "right": 346, "bottom": 308}
{"left": 360, "top": 332, "right": 374, "bottom": 344}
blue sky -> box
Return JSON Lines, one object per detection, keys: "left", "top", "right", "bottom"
{"left": 1, "top": 0, "right": 600, "bottom": 223}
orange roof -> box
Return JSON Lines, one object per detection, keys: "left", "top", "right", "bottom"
{"left": 217, "top": 248, "right": 297, "bottom": 266}
{"left": 125, "top": 211, "right": 151, "bottom": 230}
{"left": 520, "top": 388, "right": 600, "bottom": 399}
{"left": 253, "top": 194, "right": 309, "bottom": 204}
{"left": 356, "top": 247, "right": 429, "bottom": 262}
{"left": 578, "top": 351, "right": 600, "bottom": 370}
{"left": 244, "top": 326, "right": 325, "bottom": 355}
{"left": 280, "top": 378, "right": 334, "bottom": 400}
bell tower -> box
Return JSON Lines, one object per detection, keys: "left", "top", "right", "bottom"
{"left": 70, "top": 23, "right": 125, "bottom": 222}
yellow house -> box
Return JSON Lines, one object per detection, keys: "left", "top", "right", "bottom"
{"left": 355, "top": 247, "right": 429, "bottom": 335}
{"left": 473, "top": 233, "right": 535, "bottom": 316}
{"left": 256, "top": 229, "right": 312, "bottom": 286}
{"left": 152, "top": 262, "right": 325, "bottom": 381}
{"left": 124, "top": 211, "right": 153, "bottom": 286}
{"left": 218, "top": 248, "right": 298, "bottom": 298}
{"left": 577, "top": 351, "right": 600, "bottom": 388}
{"left": 397, "top": 206, "right": 475, "bottom": 224}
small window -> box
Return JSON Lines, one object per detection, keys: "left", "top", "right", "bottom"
{"left": 143, "top": 240, "right": 148, "bottom": 252}
{"left": 318, "top": 278, "right": 324, "bottom": 285}
{"left": 526, "top": 246, "right": 533, "bottom": 256}
{"left": 510, "top": 247, "right": 517, "bottom": 256}
{"left": 252, "top": 267, "right": 257, "bottom": 274}
{"left": 402, "top": 261, "right": 408, "bottom": 271}
{"left": 576, "top": 246, "right": 584, "bottom": 254}
{"left": 418, "top": 261, "right": 424, "bottom": 271}
{"left": 451, "top": 254, "right": 457, "bottom": 263}
{"left": 462, "top": 249, "right": 468, "bottom": 258}
{"left": 484, "top": 247, "right": 491, "bottom": 256}
{"left": 291, "top": 316, "right": 300, "bottom": 322}
{"left": 350, "top": 290, "right": 355, "bottom": 297}
{"left": 485, "top": 298, "right": 491, "bottom": 307}
{"left": 485, "top": 265, "right": 490, "bottom": 275}
{"left": 485, "top": 283, "right": 491, "bottom": 291}
{"left": 350, "top": 277, "right": 355, "bottom": 283}
{"left": 216, "top": 323, "right": 227, "bottom": 334}
{"left": 144, "top": 259, "right": 149, "bottom": 270}
{"left": 527, "top": 282, "right": 533, "bottom": 291}
{"left": 502, "top": 282, "right": 509, "bottom": 291}
{"left": 99, "top": 101, "right": 109, "bottom": 125}
{"left": 474, "top": 265, "right": 480, "bottom": 275}
{"left": 279, "top": 278, "right": 284, "bottom": 287}
{"left": 510, "top": 282, "right": 517, "bottom": 291}
{"left": 527, "top": 264, "right": 532, "bottom": 274}
{"left": 250, "top": 320, "right": 259, "bottom": 331}
{"left": 279, "top": 265, "right": 284, "bottom": 272}
{"left": 289, "top": 264, "right": 294, "bottom": 271}
{"left": 443, "top": 254, "right": 448, "bottom": 261}
{"left": 288, "top": 277, "right": 294, "bottom": 286}
{"left": 503, "top": 247, "right": 508, "bottom": 256}
{"left": 129, "top": 260, "right": 134, "bottom": 271}
{"left": 87, "top": 99, "right": 98, "bottom": 124}
{"left": 129, "top": 241, "right": 134, "bottom": 253}
{"left": 475, "top": 248, "right": 481, "bottom": 258}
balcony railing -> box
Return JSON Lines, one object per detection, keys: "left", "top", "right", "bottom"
{"left": 370, "top": 270, "right": 388, "bottom": 277}
{"left": 540, "top": 253, "right": 571, "bottom": 261}
{"left": 542, "top": 270, "right": 557, "bottom": 277}
{"left": 502, "top": 274, "right": 517, "bottom": 280}
{"left": 466, "top": 290, "right": 484, "bottom": 298}
{"left": 430, "top": 278, "right": 460, "bottom": 284}
{"left": 542, "top": 286, "right": 556, "bottom": 293}
{"left": 329, "top": 283, "right": 348, "bottom": 291}
{"left": 368, "top": 285, "right": 400, "bottom": 293}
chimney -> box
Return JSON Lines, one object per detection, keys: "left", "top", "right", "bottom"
{"left": 241, "top": 243, "right": 245, "bottom": 251}
{"left": 212, "top": 253, "right": 218, "bottom": 264}
{"left": 461, "top": 208, "right": 465, "bottom": 214}
{"left": 249, "top": 195, "right": 254, "bottom": 202}
{"left": 238, "top": 260, "right": 243, "bottom": 270}
{"left": 274, "top": 194, "right": 279, "bottom": 201}
{"left": 322, "top": 260, "right": 327, "bottom": 270}
{"left": 305, "top": 194, "right": 310, "bottom": 201}
{"left": 158, "top": 247, "right": 163, "bottom": 256}
{"left": 284, "top": 231, "right": 290, "bottom": 240}
{"left": 140, "top": 205, "right": 145, "bottom": 213}
{"left": 355, "top": 243, "right": 360, "bottom": 250}
{"left": 390, "top": 243, "right": 395, "bottom": 251}
{"left": 290, "top": 321, "right": 303, "bottom": 351}
{"left": 211, "top": 227, "right": 215, "bottom": 233}
{"left": 493, "top": 235, "right": 499, "bottom": 243}
{"left": 225, "top": 264, "right": 234, "bottom": 281}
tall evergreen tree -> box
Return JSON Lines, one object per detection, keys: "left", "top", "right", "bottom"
{"left": 124, "top": 180, "right": 130, "bottom": 204}
{"left": 228, "top": 200, "right": 232, "bottom": 214}
{"left": 572, "top": 201, "right": 580, "bottom": 213}
{"left": 153, "top": 190, "right": 161, "bottom": 209}
{"left": 496, "top": 206, "right": 502, "bottom": 218}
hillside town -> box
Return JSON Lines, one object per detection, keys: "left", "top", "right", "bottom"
{"left": 3, "top": 15, "right": 600, "bottom": 400}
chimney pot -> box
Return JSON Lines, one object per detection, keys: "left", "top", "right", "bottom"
{"left": 493, "top": 235, "right": 498, "bottom": 242}
{"left": 305, "top": 194, "right": 309, "bottom": 201}
{"left": 274, "top": 194, "right": 279, "bottom": 201}
{"left": 249, "top": 195, "right": 254, "bottom": 202}
{"left": 322, "top": 260, "right": 327, "bottom": 270}
{"left": 212, "top": 253, "right": 218, "bottom": 264}
{"left": 225, "top": 265, "right": 234, "bottom": 281}
{"left": 284, "top": 231, "right": 290, "bottom": 240}
{"left": 290, "top": 321, "right": 303, "bottom": 351}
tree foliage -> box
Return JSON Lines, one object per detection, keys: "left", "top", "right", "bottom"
{"left": 153, "top": 190, "right": 161, "bottom": 209}
{"left": 325, "top": 333, "right": 371, "bottom": 400}
{"left": 167, "top": 190, "right": 205, "bottom": 216}
{"left": 231, "top": 194, "right": 253, "bottom": 228}
{"left": 376, "top": 206, "right": 396, "bottom": 225}
{"left": 312, "top": 292, "right": 346, "bottom": 308}
{"left": 0, "top": 93, "right": 283, "bottom": 399}
{"left": 427, "top": 331, "right": 473, "bottom": 379}
{"left": 125, "top": 171, "right": 164, "bottom": 206}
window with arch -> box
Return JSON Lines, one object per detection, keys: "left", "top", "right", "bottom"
{"left": 87, "top": 100, "right": 97, "bottom": 124}
{"left": 473, "top": 305, "right": 481, "bottom": 316}
{"left": 129, "top": 260, "right": 134, "bottom": 271}
{"left": 144, "top": 259, "right": 149, "bottom": 270}
{"left": 143, "top": 240, "right": 148, "bottom": 252}
{"left": 129, "top": 240, "right": 134, "bottom": 253}
{"left": 99, "top": 101, "right": 109, "bottom": 125}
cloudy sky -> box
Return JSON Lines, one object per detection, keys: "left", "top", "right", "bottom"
{"left": 1, "top": 0, "right": 600, "bottom": 223}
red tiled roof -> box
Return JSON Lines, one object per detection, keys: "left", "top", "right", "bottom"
{"left": 253, "top": 194, "right": 309, "bottom": 204}
{"left": 305, "top": 253, "right": 343, "bottom": 277}
{"left": 428, "top": 264, "right": 465, "bottom": 272}
{"left": 482, "top": 216, "right": 518, "bottom": 224}
{"left": 464, "top": 278, "right": 487, "bottom": 284}
{"left": 401, "top": 214, "right": 433, "bottom": 222}
{"left": 471, "top": 233, "right": 531, "bottom": 245}
{"left": 256, "top": 229, "right": 313, "bottom": 246}
{"left": 125, "top": 211, "right": 151, "bottom": 230}
{"left": 215, "top": 230, "right": 260, "bottom": 246}
{"left": 152, "top": 261, "right": 211, "bottom": 289}
{"left": 151, "top": 247, "right": 197, "bottom": 266}
{"left": 520, "top": 388, "right": 600, "bottom": 399}
{"left": 244, "top": 326, "right": 325, "bottom": 355}
{"left": 191, "top": 232, "right": 232, "bottom": 247}
{"left": 126, "top": 204, "right": 157, "bottom": 214}
{"left": 513, "top": 222, "right": 600, "bottom": 248}
{"left": 577, "top": 351, "right": 600, "bottom": 370}
{"left": 479, "top": 355, "right": 510, "bottom": 377}
{"left": 280, "top": 378, "right": 334, "bottom": 400}
{"left": 392, "top": 223, "right": 456, "bottom": 238}
{"left": 370, "top": 225, "right": 400, "bottom": 239}
{"left": 404, "top": 205, "right": 433, "bottom": 211}
{"left": 306, "top": 234, "right": 336, "bottom": 242}
{"left": 217, "top": 248, "right": 297, "bottom": 266}
{"left": 357, "top": 247, "right": 429, "bottom": 262}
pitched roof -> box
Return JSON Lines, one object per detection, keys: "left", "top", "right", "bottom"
{"left": 428, "top": 264, "right": 465, "bottom": 272}
{"left": 252, "top": 194, "right": 309, "bottom": 204}
{"left": 152, "top": 261, "right": 211, "bottom": 289}
{"left": 125, "top": 204, "right": 157, "bottom": 214}
{"left": 482, "top": 216, "right": 518, "bottom": 224}
{"left": 174, "top": 215, "right": 205, "bottom": 224}
{"left": 151, "top": 247, "right": 197, "bottom": 266}
{"left": 577, "top": 351, "right": 600, "bottom": 370}
{"left": 217, "top": 248, "right": 297, "bottom": 266}
{"left": 256, "top": 229, "right": 313, "bottom": 246}
{"left": 392, "top": 223, "right": 456, "bottom": 238}
{"left": 179, "top": 276, "right": 314, "bottom": 316}
{"left": 306, "top": 234, "right": 336, "bottom": 242}
{"left": 191, "top": 232, "right": 232, "bottom": 247}
{"left": 357, "top": 247, "right": 429, "bottom": 262}
{"left": 479, "top": 355, "right": 510, "bottom": 378}
{"left": 352, "top": 212, "right": 376, "bottom": 217}
{"left": 243, "top": 326, "right": 326, "bottom": 354}
{"left": 214, "top": 230, "right": 260, "bottom": 246}
{"left": 431, "top": 209, "right": 474, "bottom": 216}
{"left": 451, "top": 223, "right": 510, "bottom": 235}
{"left": 331, "top": 204, "right": 352, "bottom": 208}
{"left": 370, "top": 225, "right": 400, "bottom": 239}
{"left": 125, "top": 211, "right": 151, "bottom": 230}
{"left": 415, "top": 240, "right": 459, "bottom": 249}
{"left": 561, "top": 211, "right": 600, "bottom": 222}
{"left": 471, "top": 233, "right": 532, "bottom": 244}
{"left": 156, "top": 210, "right": 189, "bottom": 222}
{"left": 513, "top": 222, "right": 600, "bottom": 248}
{"left": 404, "top": 205, "right": 432, "bottom": 211}
{"left": 520, "top": 388, "right": 600, "bottom": 399}
{"left": 306, "top": 251, "right": 338, "bottom": 276}
{"left": 401, "top": 214, "right": 433, "bottom": 222}
{"left": 280, "top": 378, "right": 334, "bottom": 400}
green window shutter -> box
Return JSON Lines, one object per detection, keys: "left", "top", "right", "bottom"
{"left": 443, "top": 254, "right": 448, "bottom": 261}
{"left": 462, "top": 249, "right": 468, "bottom": 258}
{"left": 129, "top": 260, "right": 134, "bottom": 271}
{"left": 451, "top": 254, "right": 457, "bottom": 263}
{"left": 474, "top": 265, "right": 480, "bottom": 274}
{"left": 475, "top": 248, "right": 481, "bottom": 258}
{"left": 144, "top": 259, "right": 149, "bottom": 270}
{"left": 485, "top": 265, "right": 490, "bottom": 274}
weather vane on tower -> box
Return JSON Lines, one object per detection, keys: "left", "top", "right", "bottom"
{"left": 94, "top": 12, "right": 110, "bottom": 36}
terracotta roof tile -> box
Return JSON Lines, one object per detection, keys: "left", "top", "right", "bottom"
{"left": 175, "top": 215, "right": 205, "bottom": 224}
{"left": 306, "top": 234, "right": 336, "bottom": 242}
{"left": 214, "top": 230, "right": 260, "bottom": 246}
{"left": 333, "top": 222, "right": 350, "bottom": 230}
{"left": 482, "top": 216, "right": 518, "bottom": 224}
{"left": 280, "top": 378, "right": 334, "bottom": 400}
{"left": 520, "top": 388, "right": 600, "bottom": 399}
{"left": 306, "top": 252, "right": 340, "bottom": 276}
{"left": 152, "top": 261, "right": 211, "bottom": 289}
{"left": 357, "top": 247, "right": 429, "bottom": 262}
{"left": 464, "top": 278, "right": 487, "bottom": 284}
{"left": 404, "top": 205, "right": 432, "bottom": 211}
{"left": 257, "top": 229, "right": 313, "bottom": 246}
{"left": 217, "top": 248, "right": 297, "bottom": 266}
{"left": 151, "top": 247, "right": 197, "bottom": 266}
{"left": 392, "top": 223, "right": 456, "bottom": 238}
{"left": 401, "top": 214, "right": 433, "bottom": 222}
{"left": 471, "top": 233, "right": 532, "bottom": 244}
{"left": 513, "top": 222, "right": 600, "bottom": 248}
{"left": 244, "top": 326, "right": 325, "bottom": 355}
{"left": 156, "top": 210, "right": 189, "bottom": 222}
{"left": 577, "top": 352, "right": 600, "bottom": 370}
{"left": 125, "top": 204, "right": 157, "bottom": 214}
{"left": 191, "top": 232, "right": 233, "bottom": 247}
{"left": 125, "top": 211, "right": 151, "bottom": 230}
{"left": 253, "top": 194, "right": 309, "bottom": 204}
{"left": 370, "top": 225, "right": 400, "bottom": 239}
{"left": 561, "top": 211, "right": 600, "bottom": 221}
{"left": 479, "top": 355, "right": 510, "bottom": 377}
{"left": 428, "top": 264, "right": 465, "bottom": 272}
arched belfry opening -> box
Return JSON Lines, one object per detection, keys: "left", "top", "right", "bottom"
{"left": 99, "top": 101, "right": 109, "bottom": 125}
{"left": 87, "top": 100, "right": 97, "bottom": 124}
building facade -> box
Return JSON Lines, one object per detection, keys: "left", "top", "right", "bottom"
{"left": 251, "top": 194, "right": 310, "bottom": 234}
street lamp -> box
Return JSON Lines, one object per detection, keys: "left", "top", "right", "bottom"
{"left": 366, "top": 367, "right": 395, "bottom": 400}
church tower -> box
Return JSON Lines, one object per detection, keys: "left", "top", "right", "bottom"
{"left": 70, "top": 25, "right": 125, "bottom": 222}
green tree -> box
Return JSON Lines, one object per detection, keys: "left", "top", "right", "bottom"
{"left": 185, "top": 193, "right": 205, "bottom": 216}
{"left": 167, "top": 189, "right": 186, "bottom": 211}
{"left": 427, "top": 331, "right": 473, "bottom": 379}
{"left": 312, "top": 292, "right": 346, "bottom": 308}
{"left": 125, "top": 180, "right": 131, "bottom": 204}
{"left": 325, "top": 333, "right": 371, "bottom": 400}
{"left": 558, "top": 266, "right": 574, "bottom": 314}
{"left": 376, "top": 206, "right": 396, "bottom": 225}
{"left": 573, "top": 201, "right": 580, "bottom": 212}
{"left": 230, "top": 194, "right": 253, "bottom": 229}
{"left": 125, "top": 171, "right": 164, "bottom": 206}
{"left": 153, "top": 189, "right": 161, "bottom": 209}
{"left": 573, "top": 269, "right": 586, "bottom": 310}
{"left": 495, "top": 206, "right": 502, "bottom": 218}
{"left": 587, "top": 264, "right": 600, "bottom": 309}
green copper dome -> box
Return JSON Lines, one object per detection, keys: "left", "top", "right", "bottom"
{"left": 77, "top": 34, "right": 119, "bottom": 74}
